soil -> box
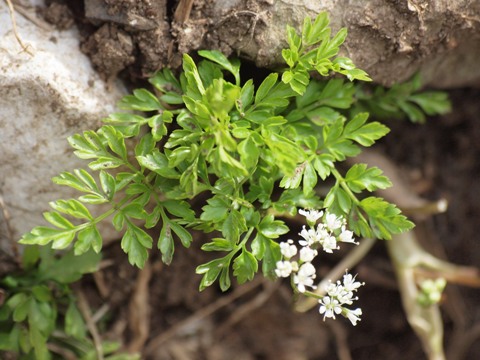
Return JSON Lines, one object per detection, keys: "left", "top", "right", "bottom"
{"left": 12, "top": 1, "right": 480, "bottom": 359}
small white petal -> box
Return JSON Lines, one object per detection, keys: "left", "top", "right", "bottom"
{"left": 345, "top": 308, "right": 362, "bottom": 326}
{"left": 294, "top": 263, "right": 317, "bottom": 293}
{"left": 298, "top": 262, "right": 316, "bottom": 277}
{"left": 318, "top": 296, "right": 342, "bottom": 320}
{"left": 299, "top": 209, "right": 324, "bottom": 224}
{"left": 321, "top": 235, "right": 338, "bottom": 253}
{"left": 300, "top": 246, "right": 318, "bottom": 262}
{"left": 275, "top": 261, "right": 293, "bottom": 278}
{"left": 325, "top": 213, "right": 343, "bottom": 231}
{"left": 280, "top": 241, "right": 298, "bottom": 259}
{"left": 299, "top": 226, "right": 318, "bottom": 246}
{"left": 339, "top": 228, "right": 356, "bottom": 244}
{"left": 342, "top": 273, "right": 364, "bottom": 292}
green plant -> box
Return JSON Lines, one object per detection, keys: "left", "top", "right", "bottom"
{"left": 0, "top": 246, "right": 92, "bottom": 358}
{"left": 0, "top": 246, "right": 140, "bottom": 359}
{"left": 18, "top": 11, "right": 450, "bottom": 335}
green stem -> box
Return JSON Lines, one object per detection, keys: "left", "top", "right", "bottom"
{"left": 331, "top": 167, "right": 360, "bottom": 206}
{"left": 303, "top": 289, "right": 323, "bottom": 300}
{"left": 72, "top": 193, "right": 139, "bottom": 234}
{"left": 238, "top": 227, "right": 255, "bottom": 248}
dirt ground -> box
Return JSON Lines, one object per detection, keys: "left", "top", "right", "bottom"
{"left": 36, "top": 1, "right": 480, "bottom": 359}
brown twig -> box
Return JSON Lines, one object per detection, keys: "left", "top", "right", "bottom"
{"left": 144, "top": 277, "right": 264, "bottom": 357}
{"left": 47, "top": 343, "right": 77, "bottom": 360}
{"left": 4, "top": 0, "right": 34, "bottom": 55}
{"left": 75, "top": 287, "right": 104, "bottom": 360}
{"left": 93, "top": 271, "right": 110, "bottom": 299}
{"left": 328, "top": 320, "right": 353, "bottom": 360}
{"left": 173, "top": 0, "right": 195, "bottom": 24}
{"left": 91, "top": 303, "right": 110, "bottom": 324}
{"left": 127, "top": 262, "right": 152, "bottom": 353}
{"left": 216, "top": 279, "right": 279, "bottom": 334}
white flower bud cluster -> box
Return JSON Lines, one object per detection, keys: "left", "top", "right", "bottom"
{"left": 275, "top": 209, "right": 364, "bottom": 325}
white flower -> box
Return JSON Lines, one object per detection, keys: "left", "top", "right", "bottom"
{"left": 299, "top": 262, "right": 316, "bottom": 276}
{"left": 299, "top": 226, "right": 318, "bottom": 246}
{"left": 321, "top": 234, "right": 338, "bottom": 253}
{"left": 325, "top": 281, "right": 343, "bottom": 297}
{"left": 294, "top": 262, "right": 317, "bottom": 293}
{"left": 342, "top": 273, "right": 364, "bottom": 292}
{"left": 345, "top": 308, "right": 362, "bottom": 326}
{"left": 316, "top": 224, "right": 330, "bottom": 241}
{"left": 319, "top": 296, "right": 342, "bottom": 320}
{"left": 325, "top": 281, "right": 338, "bottom": 294}
{"left": 336, "top": 288, "right": 356, "bottom": 305}
{"left": 325, "top": 213, "right": 343, "bottom": 231}
{"left": 299, "top": 246, "right": 318, "bottom": 262}
{"left": 299, "top": 209, "right": 324, "bottom": 225}
{"left": 280, "top": 240, "right": 298, "bottom": 259}
{"left": 323, "top": 273, "right": 363, "bottom": 307}
{"left": 318, "top": 273, "right": 364, "bottom": 325}
{"left": 275, "top": 261, "right": 294, "bottom": 278}
{"left": 338, "top": 227, "right": 357, "bottom": 244}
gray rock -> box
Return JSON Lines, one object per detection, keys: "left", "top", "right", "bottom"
{"left": 0, "top": 1, "right": 126, "bottom": 244}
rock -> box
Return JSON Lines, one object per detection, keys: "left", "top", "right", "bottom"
{"left": 181, "top": 0, "right": 480, "bottom": 88}
{"left": 0, "top": 1, "right": 127, "bottom": 244}
{"left": 84, "top": 0, "right": 162, "bottom": 30}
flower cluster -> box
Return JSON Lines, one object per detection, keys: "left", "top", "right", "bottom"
{"left": 319, "top": 273, "right": 364, "bottom": 325}
{"left": 298, "top": 209, "right": 357, "bottom": 253}
{"left": 275, "top": 209, "right": 364, "bottom": 325}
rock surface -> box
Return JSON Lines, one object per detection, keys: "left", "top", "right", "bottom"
{"left": 0, "top": 1, "right": 126, "bottom": 244}
{"left": 37, "top": 0, "right": 479, "bottom": 88}
{"left": 178, "top": 0, "right": 480, "bottom": 88}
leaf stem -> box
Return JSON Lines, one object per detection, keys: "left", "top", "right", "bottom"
{"left": 331, "top": 167, "right": 360, "bottom": 206}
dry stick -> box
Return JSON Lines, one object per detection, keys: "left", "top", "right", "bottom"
{"left": 168, "top": 342, "right": 192, "bottom": 360}
{"left": 93, "top": 271, "right": 110, "bottom": 299}
{"left": 294, "top": 237, "right": 377, "bottom": 312}
{"left": 127, "top": 263, "right": 152, "bottom": 353}
{"left": 144, "top": 277, "right": 264, "bottom": 357}
{"left": 328, "top": 320, "right": 353, "bottom": 360}
{"left": 91, "top": 303, "right": 110, "bottom": 324}
{"left": 173, "top": 0, "right": 195, "bottom": 23}
{"left": 75, "top": 287, "right": 104, "bottom": 360}
{"left": 47, "top": 343, "right": 77, "bottom": 360}
{"left": 9, "top": 0, "right": 51, "bottom": 30}
{"left": 4, "top": 0, "right": 34, "bottom": 55}
{"left": 216, "top": 279, "right": 280, "bottom": 334}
